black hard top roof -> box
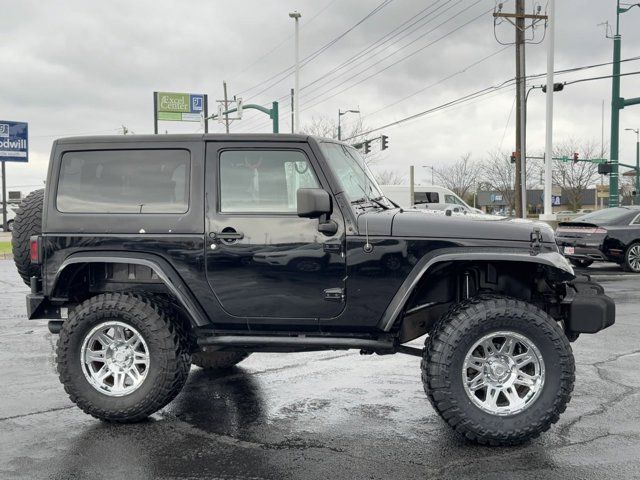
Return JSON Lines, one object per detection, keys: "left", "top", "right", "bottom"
{"left": 55, "top": 133, "right": 337, "bottom": 145}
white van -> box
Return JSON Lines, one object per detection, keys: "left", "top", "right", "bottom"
{"left": 380, "top": 185, "right": 482, "bottom": 213}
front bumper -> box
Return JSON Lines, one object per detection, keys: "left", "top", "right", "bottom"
{"left": 563, "top": 278, "right": 615, "bottom": 334}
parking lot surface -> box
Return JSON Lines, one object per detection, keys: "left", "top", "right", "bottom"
{"left": 1, "top": 259, "right": 639, "bottom": 480}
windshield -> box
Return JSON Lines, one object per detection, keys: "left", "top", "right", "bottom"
{"left": 573, "top": 207, "right": 633, "bottom": 225}
{"left": 320, "top": 142, "right": 386, "bottom": 205}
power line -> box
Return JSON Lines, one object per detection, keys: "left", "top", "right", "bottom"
{"left": 226, "top": 0, "right": 339, "bottom": 82}
{"left": 298, "top": 3, "right": 492, "bottom": 112}
{"left": 363, "top": 45, "right": 511, "bottom": 119}
{"left": 237, "top": 54, "right": 640, "bottom": 133}
{"left": 237, "top": 0, "right": 393, "bottom": 97}
{"left": 296, "top": 0, "right": 458, "bottom": 99}
{"left": 343, "top": 69, "right": 640, "bottom": 141}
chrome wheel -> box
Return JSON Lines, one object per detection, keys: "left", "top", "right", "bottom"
{"left": 462, "top": 331, "right": 545, "bottom": 416}
{"left": 80, "top": 321, "right": 150, "bottom": 397}
{"left": 627, "top": 244, "right": 640, "bottom": 272}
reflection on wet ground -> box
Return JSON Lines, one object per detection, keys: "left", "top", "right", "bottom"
{"left": 1, "top": 262, "right": 640, "bottom": 479}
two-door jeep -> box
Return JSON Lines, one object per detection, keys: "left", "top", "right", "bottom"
{"left": 13, "top": 134, "right": 614, "bottom": 445}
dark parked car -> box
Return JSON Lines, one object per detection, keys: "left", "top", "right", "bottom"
{"left": 11, "top": 134, "right": 614, "bottom": 446}
{"left": 555, "top": 206, "right": 640, "bottom": 271}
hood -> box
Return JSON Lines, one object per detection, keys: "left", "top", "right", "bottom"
{"left": 356, "top": 209, "right": 555, "bottom": 243}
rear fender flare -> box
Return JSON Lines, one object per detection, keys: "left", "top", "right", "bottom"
{"left": 379, "top": 247, "right": 574, "bottom": 331}
{"left": 51, "top": 252, "right": 209, "bottom": 326}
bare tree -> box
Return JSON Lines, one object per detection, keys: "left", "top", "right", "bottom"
{"left": 301, "top": 115, "right": 378, "bottom": 164}
{"left": 375, "top": 169, "right": 406, "bottom": 185}
{"left": 552, "top": 139, "right": 601, "bottom": 211}
{"left": 433, "top": 153, "right": 481, "bottom": 199}
{"left": 481, "top": 150, "right": 516, "bottom": 211}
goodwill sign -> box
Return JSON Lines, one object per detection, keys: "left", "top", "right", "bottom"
{"left": 0, "top": 121, "right": 28, "bottom": 162}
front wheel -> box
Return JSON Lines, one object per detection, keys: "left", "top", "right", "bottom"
{"left": 422, "top": 295, "right": 575, "bottom": 445}
{"left": 56, "top": 293, "right": 191, "bottom": 422}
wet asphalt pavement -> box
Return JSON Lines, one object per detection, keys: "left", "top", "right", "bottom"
{"left": 1, "top": 260, "right": 639, "bottom": 480}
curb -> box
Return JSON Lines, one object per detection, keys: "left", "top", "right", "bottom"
{"left": 1, "top": 254, "right": 14, "bottom": 260}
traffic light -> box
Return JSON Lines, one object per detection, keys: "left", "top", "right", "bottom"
{"left": 573, "top": 152, "right": 579, "bottom": 163}
{"left": 381, "top": 135, "right": 389, "bottom": 150}
{"left": 364, "top": 140, "right": 371, "bottom": 154}
{"left": 510, "top": 151, "right": 517, "bottom": 163}
{"left": 541, "top": 82, "right": 565, "bottom": 93}
{"left": 598, "top": 162, "right": 612, "bottom": 175}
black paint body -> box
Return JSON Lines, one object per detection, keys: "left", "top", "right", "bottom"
{"left": 30, "top": 134, "right": 611, "bottom": 345}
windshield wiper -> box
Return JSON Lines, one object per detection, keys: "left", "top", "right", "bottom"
{"left": 350, "top": 196, "right": 390, "bottom": 210}
{"left": 370, "top": 196, "right": 390, "bottom": 210}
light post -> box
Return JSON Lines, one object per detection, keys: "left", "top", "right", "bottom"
{"left": 337, "top": 109, "right": 359, "bottom": 140}
{"left": 625, "top": 127, "right": 640, "bottom": 204}
{"left": 609, "top": 0, "right": 640, "bottom": 207}
{"left": 289, "top": 11, "right": 302, "bottom": 133}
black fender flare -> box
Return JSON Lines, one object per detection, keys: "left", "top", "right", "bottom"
{"left": 378, "top": 247, "right": 575, "bottom": 331}
{"left": 51, "top": 251, "right": 209, "bottom": 326}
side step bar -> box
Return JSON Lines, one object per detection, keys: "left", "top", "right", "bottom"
{"left": 198, "top": 334, "right": 394, "bottom": 352}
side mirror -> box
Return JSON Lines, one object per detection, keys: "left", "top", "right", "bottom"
{"left": 297, "top": 188, "right": 331, "bottom": 218}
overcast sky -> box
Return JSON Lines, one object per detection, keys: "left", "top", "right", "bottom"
{"left": 1, "top": 0, "right": 639, "bottom": 192}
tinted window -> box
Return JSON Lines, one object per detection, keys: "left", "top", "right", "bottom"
{"left": 574, "top": 207, "right": 635, "bottom": 225}
{"left": 219, "top": 150, "right": 319, "bottom": 213}
{"left": 57, "top": 150, "right": 190, "bottom": 213}
{"left": 414, "top": 192, "right": 439, "bottom": 204}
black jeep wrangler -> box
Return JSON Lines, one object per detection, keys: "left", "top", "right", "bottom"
{"left": 12, "top": 134, "right": 614, "bottom": 445}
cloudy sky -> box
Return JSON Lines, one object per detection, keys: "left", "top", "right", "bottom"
{"left": 1, "top": 0, "right": 639, "bottom": 192}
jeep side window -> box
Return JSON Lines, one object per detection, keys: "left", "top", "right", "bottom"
{"left": 219, "top": 150, "right": 319, "bottom": 213}
{"left": 56, "top": 149, "right": 190, "bottom": 214}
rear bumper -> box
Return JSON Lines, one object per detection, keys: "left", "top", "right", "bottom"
{"left": 563, "top": 278, "right": 615, "bottom": 334}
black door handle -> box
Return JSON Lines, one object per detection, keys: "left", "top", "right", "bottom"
{"left": 210, "top": 229, "right": 244, "bottom": 240}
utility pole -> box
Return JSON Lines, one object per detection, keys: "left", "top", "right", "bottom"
{"left": 515, "top": 0, "right": 526, "bottom": 218}
{"left": 289, "top": 11, "right": 302, "bottom": 133}
{"left": 223, "top": 81, "right": 230, "bottom": 133}
{"left": 541, "top": 0, "right": 555, "bottom": 221}
{"left": 494, "top": 1, "right": 547, "bottom": 219}
{"left": 609, "top": 0, "right": 640, "bottom": 207}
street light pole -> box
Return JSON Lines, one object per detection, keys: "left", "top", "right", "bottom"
{"left": 289, "top": 11, "right": 302, "bottom": 133}
{"left": 609, "top": 0, "right": 640, "bottom": 207}
{"left": 337, "top": 109, "right": 359, "bottom": 140}
{"left": 625, "top": 128, "right": 640, "bottom": 204}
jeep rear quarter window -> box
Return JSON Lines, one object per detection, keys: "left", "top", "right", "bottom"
{"left": 56, "top": 149, "right": 190, "bottom": 213}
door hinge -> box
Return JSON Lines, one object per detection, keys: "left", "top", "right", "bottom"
{"left": 323, "top": 287, "right": 345, "bottom": 302}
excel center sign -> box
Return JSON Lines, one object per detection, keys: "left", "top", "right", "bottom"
{"left": 155, "top": 92, "right": 205, "bottom": 122}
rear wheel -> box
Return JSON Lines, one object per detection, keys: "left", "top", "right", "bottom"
{"left": 11, "top": 189, "right": 44, "bottom": 285}
{"left": 422, "top": 295, "right": 574, "bottom": 445}
{"left": 622, "top": 242, "right": 640, "bottom": 273}
{"left": 192, "top": 351, "right": 250, "bottom": 369}
{"left": 569, "top": 258, "right": 593, "bottom": 268}
{"left": 56, "top": 293, "right": 191, "bottom": 422}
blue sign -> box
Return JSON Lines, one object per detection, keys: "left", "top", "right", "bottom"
{"left": 190, "top": 94, "right": 204, "bottom": 113}
{"left": 0, "top": 121, "right": 28, "bottom": 162}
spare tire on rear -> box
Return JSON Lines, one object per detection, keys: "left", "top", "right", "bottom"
{"left": 11, "top": 189, "right": 44, "bottom": 285}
